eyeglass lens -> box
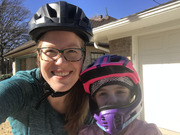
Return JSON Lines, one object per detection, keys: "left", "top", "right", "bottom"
{"left": 39, "top": 48, "right": 84, "bottom": 62}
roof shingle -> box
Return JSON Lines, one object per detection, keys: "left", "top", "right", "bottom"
{"left": 90, "top": 15, "right": 117, "bottom": 28}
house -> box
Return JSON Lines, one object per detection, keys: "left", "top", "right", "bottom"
{"left": 91, "top": 0, "right": 180, "bottom": 134}
{"left": 4, "top": 0, "right": 180, "bottom": 134}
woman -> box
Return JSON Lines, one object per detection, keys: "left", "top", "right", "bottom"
{"left": 0, "top": 1, "right": 93, "bottom": 135}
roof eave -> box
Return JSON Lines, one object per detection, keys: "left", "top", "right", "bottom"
{"left": 4, "top": 40, "right": 36, "bottom": 58}
{"left": 92, "top": 0, "right": 180, "bottom": 41}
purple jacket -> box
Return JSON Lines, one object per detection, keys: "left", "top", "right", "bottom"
{"left": 78, "top": 119, "right": 162, "bottom": 135}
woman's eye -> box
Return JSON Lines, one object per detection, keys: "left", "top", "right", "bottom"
{"left": 67, "top": 49, "right": 77, "bottom": 54}
{"left": 45, "top": 49, "right": 55, "bottom": 53}
{"left": 44, "top": 49, "right": 56, "bottom": 54}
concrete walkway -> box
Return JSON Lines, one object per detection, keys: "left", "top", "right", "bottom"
{"left": 159, "top": 128, "right": 180, "bottom": 135}
{"left": 1, "top": 120, "right": 180, "bottom": 135}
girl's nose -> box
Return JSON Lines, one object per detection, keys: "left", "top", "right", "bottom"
{"left": 107, "top": 95, "right": 118, "bottom": 105}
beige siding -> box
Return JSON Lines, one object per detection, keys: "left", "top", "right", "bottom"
{"left": 26, "top": 57, "right": 37, "bottom": 70}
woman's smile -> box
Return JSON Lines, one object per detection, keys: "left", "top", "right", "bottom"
{"left": 39, "top": 31, "right": 83, "bottom": 92}
{"left": 52, "top": 71, "right": 71, "bottom": 77}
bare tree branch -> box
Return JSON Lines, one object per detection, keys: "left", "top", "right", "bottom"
{"left": 0, "top": 0, "right": 30, "bottom": 74}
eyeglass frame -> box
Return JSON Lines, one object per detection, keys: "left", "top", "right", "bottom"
{"left": 37, "top": 47, "right": 86, "bottom": 62}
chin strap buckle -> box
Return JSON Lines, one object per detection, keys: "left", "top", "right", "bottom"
{"left": 35, "top": 82, "right": 71, "bottom": 109}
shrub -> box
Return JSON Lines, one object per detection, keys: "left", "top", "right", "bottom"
{"left": 0, "top": 74, "right": 13, "bottom": 81}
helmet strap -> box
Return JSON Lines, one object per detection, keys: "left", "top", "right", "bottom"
{"left": 35, "top": 72, "right": 71, "bottom": 109}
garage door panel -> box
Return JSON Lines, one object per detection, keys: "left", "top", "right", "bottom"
{"left": 142, "top": 63, "right": 180, "bottom": 133}
{"left": 166, "top": 30, "right": 180, "bottom": 45}
{"left": 138, "top": 28, "right": 180, "bottom": 133}
{"left": 141, "top": 53, "right": 180, "bottom": 64}
{"left": 139, "top": 36, "right": 163, "bottom": 52}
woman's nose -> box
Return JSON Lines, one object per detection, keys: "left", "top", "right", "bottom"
{"left": 55, "top": 55, "right": 67, "bottom": 64}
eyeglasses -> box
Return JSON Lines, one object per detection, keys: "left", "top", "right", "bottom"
{"left": 37, "top": 47, "right": 85, "bottom": 62}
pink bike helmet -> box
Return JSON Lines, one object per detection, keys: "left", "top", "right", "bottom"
{"left": 80, "top": 55, "right": 143, "bottom": 134}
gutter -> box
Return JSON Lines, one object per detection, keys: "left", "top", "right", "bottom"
{"left": 94, "top": 42, "right": 110, "bottom": 53}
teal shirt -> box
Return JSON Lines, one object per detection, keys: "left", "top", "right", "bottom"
{"left": 0, "top": 68, "right": 92, "bottom": 135}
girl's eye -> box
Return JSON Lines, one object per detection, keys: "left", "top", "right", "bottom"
{"left": 116, "top": 90, "right": 124, "bottom": 94}
{"left": 97, "top": 92, "right": 107, "bottom": 97}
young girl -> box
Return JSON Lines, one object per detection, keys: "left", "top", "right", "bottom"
{"left": 0, "top": 1, "right": 93, "bottom": 135}
{"left": 79, "top": 55, "right": 162, "bottom": 135}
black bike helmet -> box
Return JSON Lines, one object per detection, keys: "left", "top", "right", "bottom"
{"left": 28, "top": 1, "right": 93, "bottom": 42}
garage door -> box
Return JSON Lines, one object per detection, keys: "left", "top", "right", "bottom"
{"left": 138, "top": 28, "right": 180, "bottom": 133}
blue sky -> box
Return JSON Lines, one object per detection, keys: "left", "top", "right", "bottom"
{"left": 23, "top": 0, "right": 171, "bottom": 19}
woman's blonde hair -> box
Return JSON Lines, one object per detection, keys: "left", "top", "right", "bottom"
{"left": 36, "top": 35, "right": 90, "bottom": 134}
{"left": 64, "top": 80, "right": 89, "bottom": 135}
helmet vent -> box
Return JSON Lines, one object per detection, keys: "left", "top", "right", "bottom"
{"left": 47, "top": 4, "right": 57, "bottom": 17}
{"left": 68, "top": 6, "right": 76, "bottom": 22}
{"left": 101, "top": 116, "right": 109, "bottom": 129}
{"left": 101, "top": 116, "right": 106, "bottom": 121}
{"left": 34, "top": 14, "right": 41, "bottom": 20}
{"left": 104, "top": 125, "right": 108, "bottom": 129}
{"left": 110, "top": 57, "right": 121, "bottom": 62}
{"left": 114, "top": 114, "right": 122, "bottom": 129}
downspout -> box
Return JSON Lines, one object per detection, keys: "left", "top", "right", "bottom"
{"left": 94, "top": 42, "right": 110, "bottom": 53}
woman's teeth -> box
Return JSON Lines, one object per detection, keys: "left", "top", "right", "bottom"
{"left": 54, "top": 72, "right": 70, "bottom": 76}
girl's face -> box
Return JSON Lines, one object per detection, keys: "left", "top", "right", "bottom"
{"left": 94, "top": 84, "right": 131, "bottom": 107}
{"left": 38, "top": 31, "right": 84, "bottom": 92}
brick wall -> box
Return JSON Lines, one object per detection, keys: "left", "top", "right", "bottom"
{"left": 109, "top": 36, "right": 132, "bottom": 58}
{"left": 83, "top": 37, "right": 132, "bottom": 69}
